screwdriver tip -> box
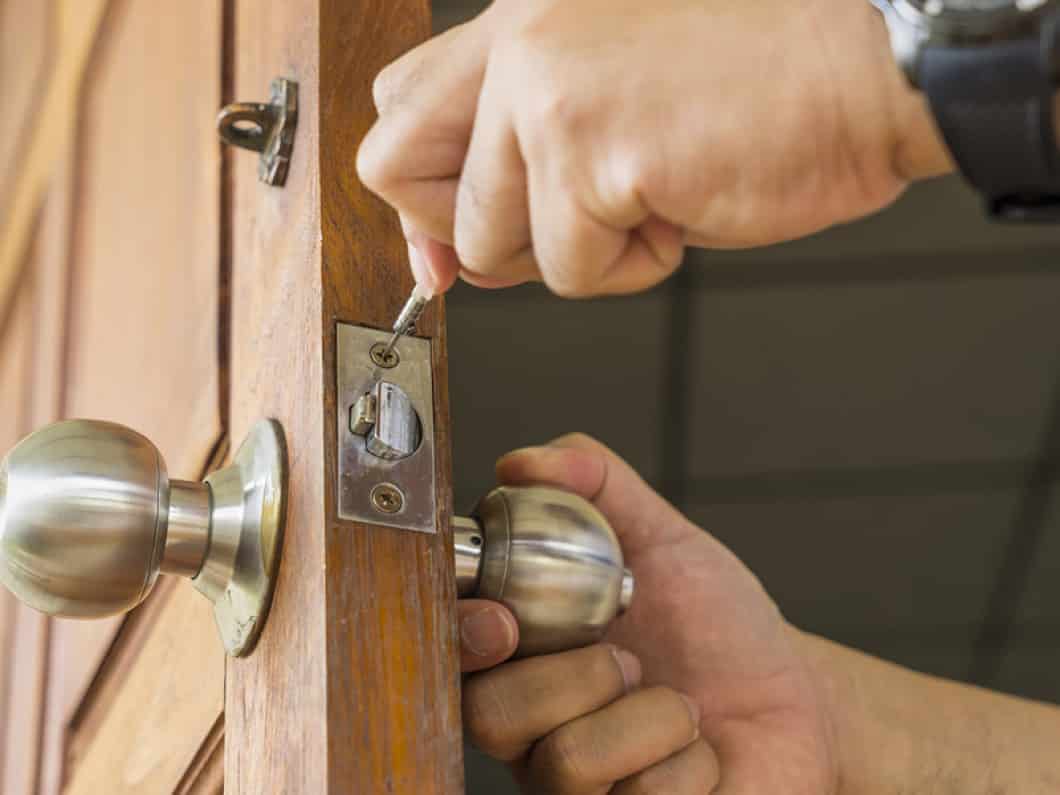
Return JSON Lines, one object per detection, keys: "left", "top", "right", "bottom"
{"left": 380, "top": 330, "right": 401, "bottom": 358}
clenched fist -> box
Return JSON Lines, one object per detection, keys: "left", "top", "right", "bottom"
{"left": 358, "top": 0, "right": 950, "bottom": 298}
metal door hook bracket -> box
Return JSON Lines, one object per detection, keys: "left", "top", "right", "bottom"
{"left": 217, "top": 77, "right": 298, "bottom": 186}
{"left": 336, "top": 323, "right": 437, "bottom": 534}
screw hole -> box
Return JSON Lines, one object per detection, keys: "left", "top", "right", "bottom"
{"left": 370, "top": 483, "right": 405, "bottom": 514}
{"left": 470, "top": 535, "right": 482, "bottom": 547}
{"left": 369, "top": 342, "right": 400, "bottom": 369}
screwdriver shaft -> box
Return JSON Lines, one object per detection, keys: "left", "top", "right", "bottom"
{"left": 381, "top": 284, "right": 433, "bottom": 359}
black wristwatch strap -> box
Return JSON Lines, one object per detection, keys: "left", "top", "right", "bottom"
{"left": 920, "top": 16, "right": 1060, "bottom": 222}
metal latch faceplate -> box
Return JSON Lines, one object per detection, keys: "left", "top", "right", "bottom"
{"left": 336, "top": 323, "right": 436, "bottom": 534}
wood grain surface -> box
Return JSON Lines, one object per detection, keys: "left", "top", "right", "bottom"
{"left": 64, "top": 0, "right": 223, "bottom": 477}
{"left": 320, "top": 1, "right": 464, "bottom": 792}
{"left": 0, "top": 0, "right": 53, "bottom": 232}
{"left": 226, "top": 0, "right": 463, "bottom": 792}
{"left": 18, "top": 145, "right": 71, "bottom": 795}
{"left": 226, "top": 1, "right": 328, "bottom": 790}
{"left": 3, "top": 605, "right": 49, "bottom": 795}
{"left": 63, "top": 584, "right": 224, "bottom": 795}
{"left": 0, "top": 261, "right": 38, "bottom": 794}
{"left": 49, "top": 0, "right": 226, "bottom": 717}
{"left": 0, "top": 0, "right": 107, "bottom": 323}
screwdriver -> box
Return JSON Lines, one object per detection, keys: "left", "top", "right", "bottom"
{"left": 380, "top": 283, "right": 434, "bottom": 360}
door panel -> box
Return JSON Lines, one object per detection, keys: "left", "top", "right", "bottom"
{"left": 317, "top": 1, "right": 463, "bottom": 788}
{"left": 1, "top": 2, "right": 467, "bottom": 792}
{"left": 0, "top": 277, "right": 33, "bottom": 449}
{"left": 0, "top": 0, "right": 106, "bottom": 325}
{"left": 4, "top": 160, "right": 74, "bottom": 794}
{"left": 226, "top": 1, "right": 464, "bottom": 792}
{"left": 3, "top": 605, "right": 48, "bottom": 795}
{"left": 225, "top": 2, "right": 327, "bottom": 790}
{"left": 63, "top": 583, "right": 223, "bottom": 795}
{"left": 56, "top": 0, "right": 225, "bottom": 725}
{"left": 65, "top": 0, "right": 223, "bottom": 474}
{"left": 0, "top": 0, "right": 53, "bottom": 226}
{"left": 0, "top": 271, "right": 42, "bottom": 795}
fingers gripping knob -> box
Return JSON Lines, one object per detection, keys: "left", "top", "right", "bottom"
{"left": 453, "top": 486, "right": 634, "bottom": 658}
{"left": 0, "top": 419, "right": 287, "bottom": 657}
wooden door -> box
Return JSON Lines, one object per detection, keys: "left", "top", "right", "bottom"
{"left": 0, "top": 1, "right": 463, "bottom": 793}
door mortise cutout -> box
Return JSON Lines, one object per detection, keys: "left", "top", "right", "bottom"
{"left": 336, "top": 323, "right": 437, "bottom": 534}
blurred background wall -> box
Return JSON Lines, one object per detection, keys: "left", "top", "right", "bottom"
{"left": 435, "top": 2, "right": 1060, "bottom": 791}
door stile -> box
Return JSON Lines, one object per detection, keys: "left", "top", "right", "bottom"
{"left": 319, "top": 0, "right": 464, "bottom": 790}
{"left": 226, "top": 1, "right": 464, "bottom": 792}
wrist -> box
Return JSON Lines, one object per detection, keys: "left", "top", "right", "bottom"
{"left": 795, "top": 628, "right": 1060, "bottom": 795}
{"left": 794, "top": 631, "right": 883, "bottom": 795}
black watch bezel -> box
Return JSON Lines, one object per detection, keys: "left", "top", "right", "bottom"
{"left": 879, "top": 0, "right": 1059, "bottom": 42}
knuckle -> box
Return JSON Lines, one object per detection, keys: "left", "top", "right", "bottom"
{"left": 371, "top": 50, "right": 421, "bottom": 116}
{"left": 371, "top": 62, "right": 402, "bottom": 114}
{"left": 453, "top": 185, "right": 491, "bottom": 271}
{"left": 461, "top": 674, "right": 519, "bottom": 757}
{"left": 533, "top": 88, "right": 587, "bottom": 137}
{"left": 624, "top": 152, "right": 671, "bottom": 210}
{"left": 355, "top": 129, "right": 395, "bottom": 195}
{"left": 541, "top": 262, "right": 598, "bottom": 299}
{"left": 498, "top": 33, "right": 587, "bottom": 144}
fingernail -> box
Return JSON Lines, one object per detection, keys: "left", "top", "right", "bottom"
{"left": 497, "top": 446, "right": 542, "bottom": 464}
{"left": 407, "top": 242, "right": 436, "bottom": 293}
{"left": 680, "top": 693, "right": 701, "bottom": 741}
{"left": 610, "top": 646, "right": 642, "bottom": 692}
{"left": 461, "top": 608, "right": 513, "bottom": 657}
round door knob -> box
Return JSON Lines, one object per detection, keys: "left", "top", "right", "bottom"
{"left": 0, "top": 420, "right": 170, "bottom": 618}
{"left": 0, "top": 419, "right": 287, "bottom": 657}
{"left": 454, "top": 486, "right": 634, "bottom": 658}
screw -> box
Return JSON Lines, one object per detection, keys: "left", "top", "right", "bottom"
{"left": 370, "top": 483, "right": 405, "bottom": 514}
{"left": 369, "top": 342, "right": 399, "bottom": 369}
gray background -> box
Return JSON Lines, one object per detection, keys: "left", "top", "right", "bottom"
{"left": 435, "top": 3, "right": 1060, "bottom": 790}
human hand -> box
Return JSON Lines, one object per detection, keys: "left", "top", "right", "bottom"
{"left": 456, "top": 434, "right": 840, "bottom": 793}
{"left": 358, "top": 0, "right": 950, "bottom": 298}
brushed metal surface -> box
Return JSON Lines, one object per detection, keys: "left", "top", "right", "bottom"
{"left": 0, "top": 418, "right": 287, "bottom": 657}
{"left": 452, "top": 515, "right": 484, "bottom": 594}
{"left": 0, "top": 420, "right": 167, "bottom": 618}
{"left": 162, "top": 479, "right": 210, "bottom": 577}
{"left": 195, "top": 418, "right": 287, "bottom": 657}
{"left": 336, "top": 323, "right": 437, "bottom": 533}
{"left": 465, "top": 486, "right": 634, "bottom": 658}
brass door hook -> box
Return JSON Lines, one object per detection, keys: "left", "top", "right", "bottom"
{"left": 217, "top": 77, "right": 298, "bottom": 186}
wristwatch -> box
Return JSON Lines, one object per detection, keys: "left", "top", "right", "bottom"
{"left": 871, "top": 0, "right": 1060, "bottom": 221}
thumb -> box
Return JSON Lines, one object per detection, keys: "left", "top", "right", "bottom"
{"left": 403, "top": 226, "right": 461, "bottom": 295}
{"left": 495, "top": 433, "right": 697, "bottom": 557}
{"left": 458, "top": 599, "right": 519, "bottom": 673}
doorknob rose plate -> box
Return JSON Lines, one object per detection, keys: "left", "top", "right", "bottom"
{"left": 196, "top": 419, "right": 288, "bottom": 656}
{"left": 0, "top": 419, "right": 288, "bottom": 658}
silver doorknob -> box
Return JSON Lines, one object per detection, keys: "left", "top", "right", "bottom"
{"left": 0, "top": 419, "right": 287, "bottom": 657}
{"left": 454, "top": 486, "right": 634, "bottom": 658}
